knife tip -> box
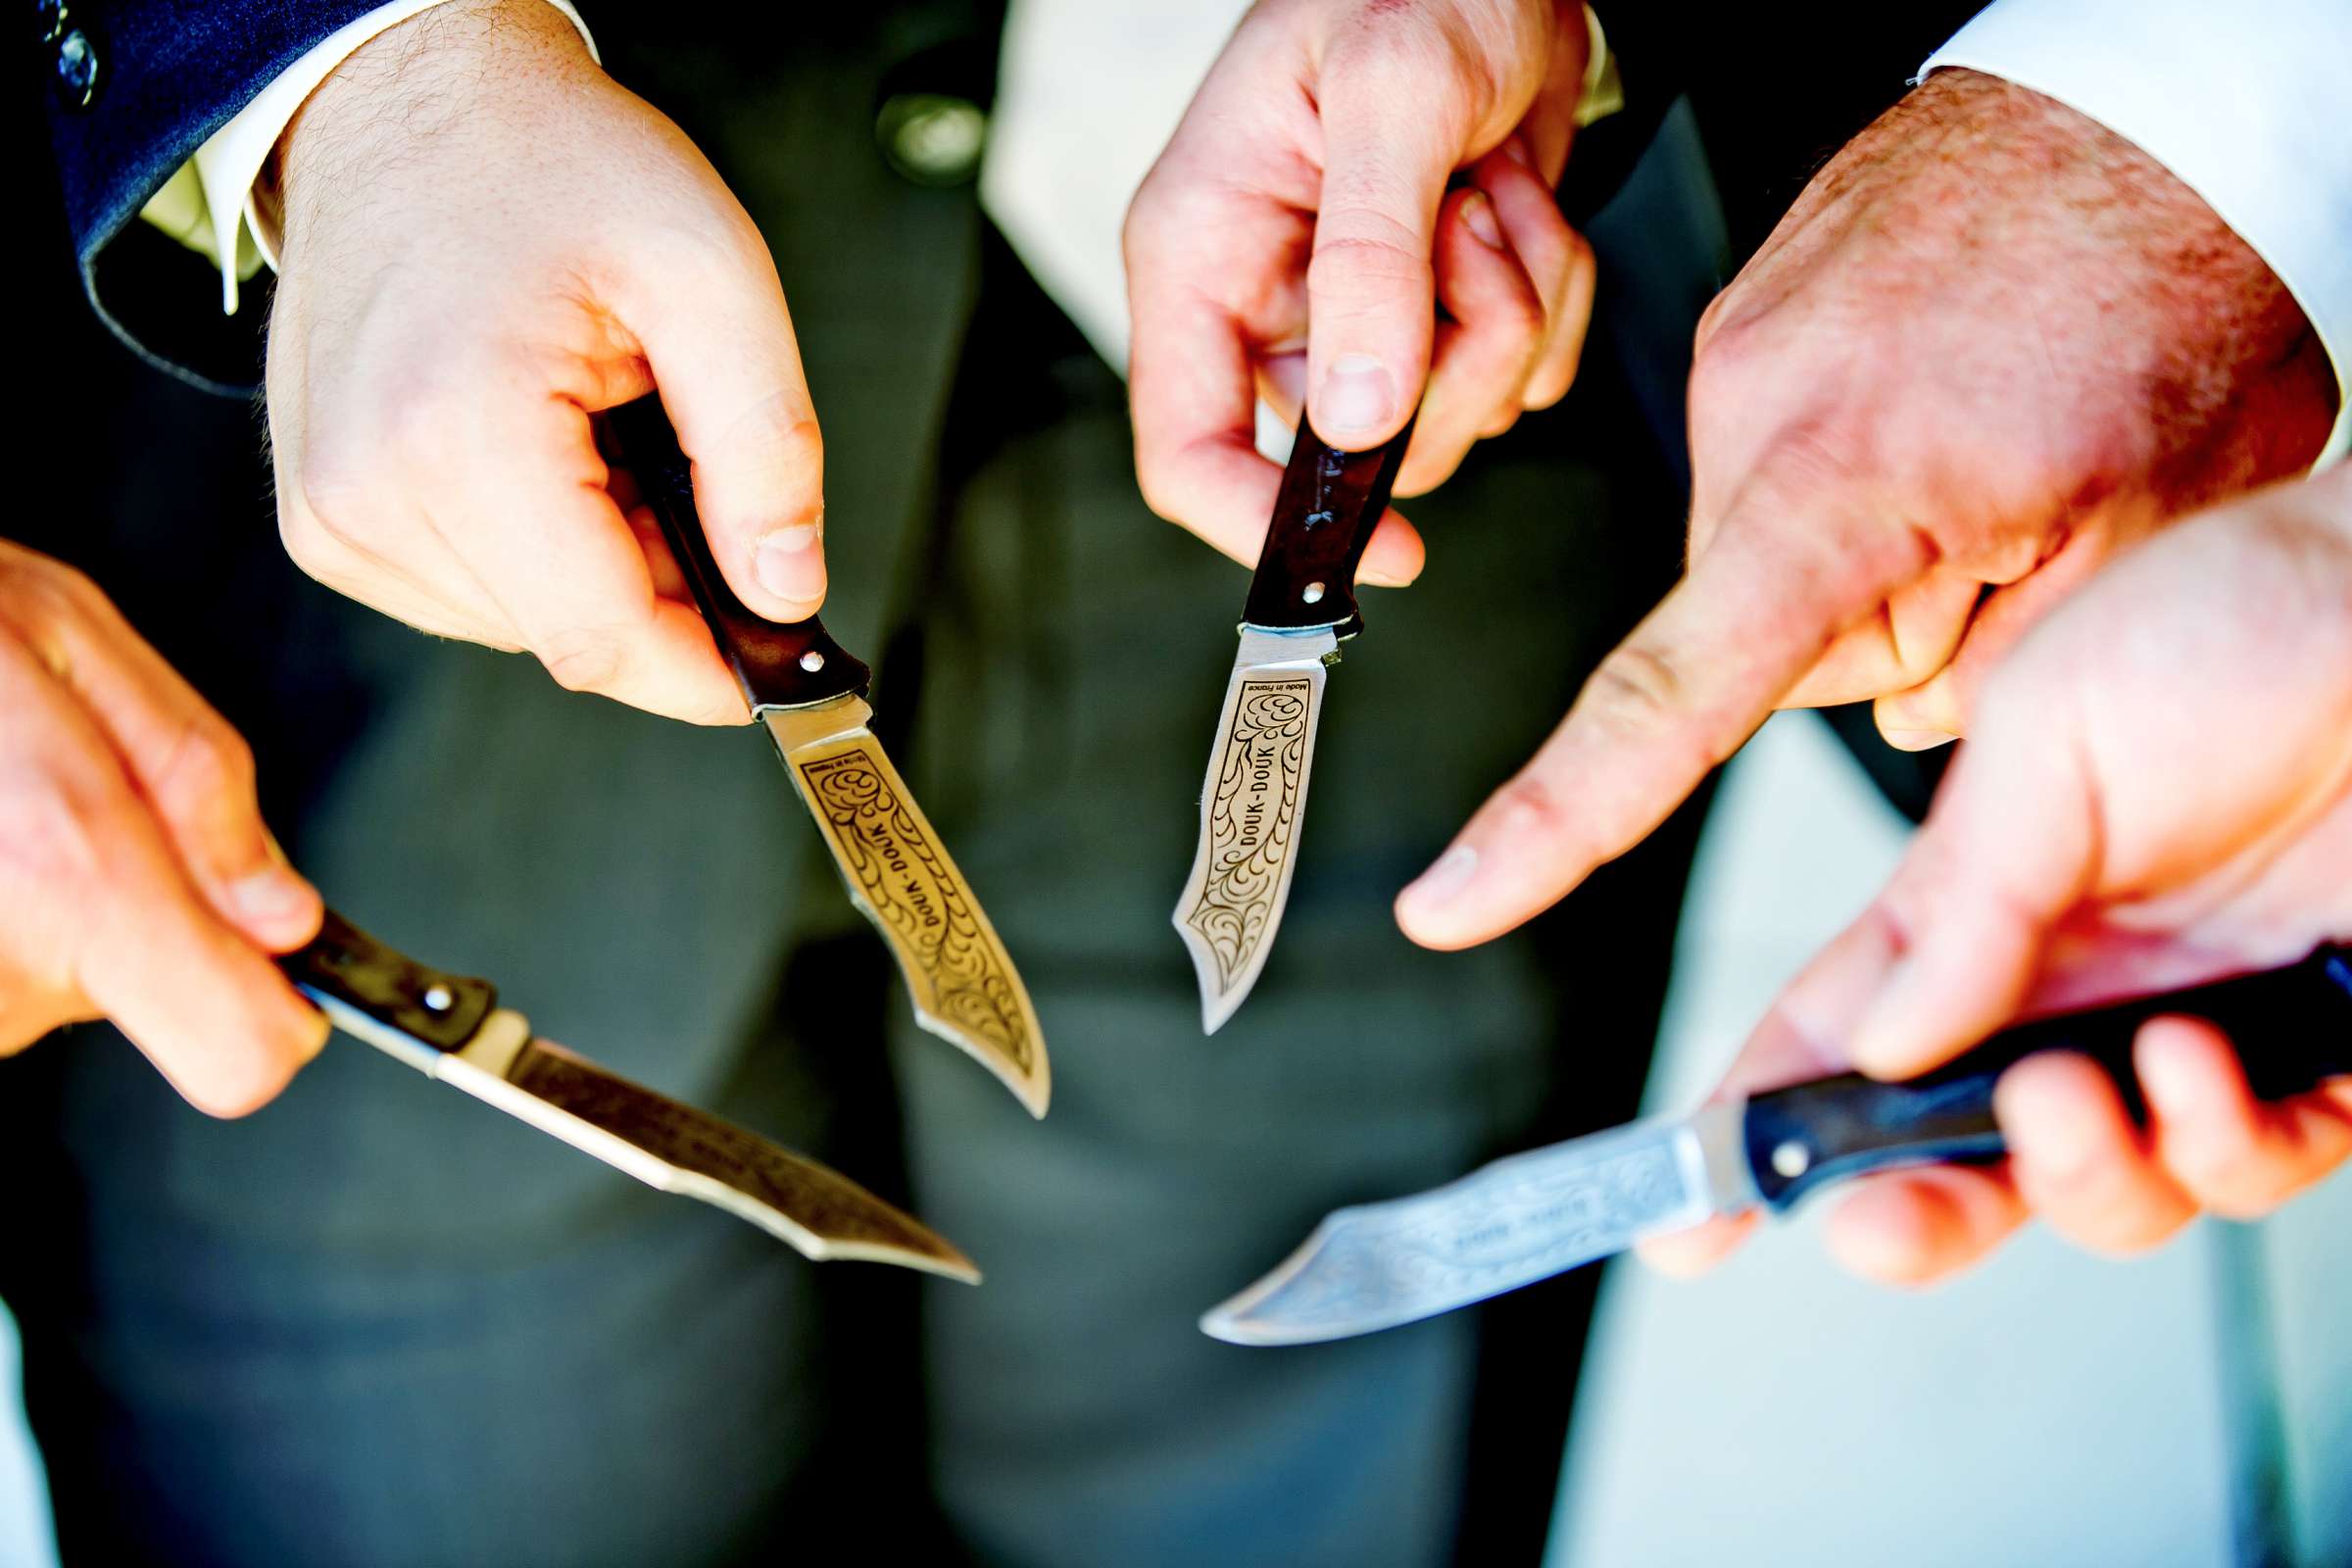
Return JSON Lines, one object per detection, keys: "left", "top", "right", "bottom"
{"left": 823, "top": 1235, "right": 984, "bottom": 1286}
{"left": 909, "top": 1008, "right": 1052, "bottom": 1119}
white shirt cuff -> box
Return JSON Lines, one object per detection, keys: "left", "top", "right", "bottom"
{"left": 186, "top": 0, "right": 595, "bottom": 318}
{"left": 1923, "top": 0, "right": 2352, "bottom": 468}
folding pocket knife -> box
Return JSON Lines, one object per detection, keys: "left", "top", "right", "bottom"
{"left": 609, "top": 397, "right": 1048, "bottom": 1117}
{"left": 1202, "top": 945, "right": 2352, "bottom": 1343}
{"left": 1172, "top": 415, "right": 1413, "bottom": 1033}
{"left": 282, "top": 908, "right": 977, "bottom": 1280}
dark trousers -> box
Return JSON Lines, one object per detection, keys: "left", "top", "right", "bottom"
{"left": 5, "top": 18, "right": 1717, "bottom": 1564}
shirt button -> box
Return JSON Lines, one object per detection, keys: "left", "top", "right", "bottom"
{"left": 875, "top": 92, "right": 986, "bottom": 187}
{"left": 54, "top": 24, "right": 98, "bottom": 109}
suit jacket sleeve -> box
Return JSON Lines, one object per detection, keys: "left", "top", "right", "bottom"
{"left": 38, "top": 0, "right": 390, "bottom": 394}
{"left": 1573, "top": 2, "right": 1985, "bottom": 253}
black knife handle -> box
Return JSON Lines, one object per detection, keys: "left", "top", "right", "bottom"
{"left": 1240, "top": 412, "right": 1415, "bottom": 639}
{"left": 278, "top": 909, "right": 498, "bottom": 1054}
{"left": 605, "top": 395, "right": 870, "bottom": 711}
{"left": 1742, "top": 944, "right": 2352, "bottom": 1211}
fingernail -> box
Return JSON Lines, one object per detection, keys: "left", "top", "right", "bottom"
{"left": 1459, "top": 191, "right": 1505, "bottom": 249}
{"left": 1359, "top": 564, "right": 1416, "bottom": 589}
{"left": 1882, "top": 729, "right": 1958, "bottom": 753}
{"left": 1317, "top": 355, "right": 1396, "bottom": 436}
{"left": 232, "top": 868, "right": 314, "bottom": 929}
{"left": 755, "top": 521, "right": 824, "bottom": 606}
{"left": 1403, "top": 844, "right": 1479, "bottom": 910}
{"left": 1499, "top": 136, "right": 1533, "bottom": 169}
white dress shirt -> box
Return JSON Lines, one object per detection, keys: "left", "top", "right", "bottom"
{"left": 1925, "top": 0, "right": 2350, "bottom": 466}
{"left": 149, "top": 0, "right": 590, "bottom": 317}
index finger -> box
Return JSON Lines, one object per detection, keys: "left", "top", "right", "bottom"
{"left": 438, "top": 397, "right": 747, "bottom": 725}
{"left": 1396, "top": 486, "right": 1932, "bottom": 948}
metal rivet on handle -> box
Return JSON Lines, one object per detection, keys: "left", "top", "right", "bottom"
{"left": 1770, "top": 1140, "right": 1811, "bottom": 1179}
{"left": 1300, "top": 581, "right": 1326, "bottom": 606}
{"left": 800, "top": 651, "right": 826, "bottom": 672}
{"left": 422, "top": 985, "right": 454, "bottom": 1013}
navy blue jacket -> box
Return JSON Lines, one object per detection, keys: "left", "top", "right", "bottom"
{"left": 36, "top": 0, "right": 384, "bottom": 393}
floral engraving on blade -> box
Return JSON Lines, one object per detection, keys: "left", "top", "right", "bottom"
{"left": 1183, "top": 678, "right": 1313, "bottom": 990}
{"left": 798, "top": 747, "right": 1034, "bottom": 1072}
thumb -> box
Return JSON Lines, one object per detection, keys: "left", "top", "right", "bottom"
{"left": 1304, "top": 48, "right": 1460, "bottom": 450}
{"left": 1846, "top": 718, "right": 2101, "bottom": 1080}
{"left": 624, "top": 232, "right": 828, "bottom": 622}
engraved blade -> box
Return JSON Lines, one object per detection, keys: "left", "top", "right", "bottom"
{"left": 1172, "top": 628, "right": 1338, "bottom": 1034}
{"left": 763, "top": 698, "right": 1050, "bottom": 1118}
{"left": 312, "top": 993, "right": 978, "bottom": 1280}
{"left": 1200, "top": 1104, "right": 1756, "bottom": 1345}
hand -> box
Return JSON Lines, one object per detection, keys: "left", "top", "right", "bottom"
{"left": 1397, "top": 68, "right": 2338, "bottom": 949}
{"left": 1125, "top": 0, "right": 1596, "bottom": 582}
{"left": 265, "top": 0, "right": 823, "bottom": 723}
{"left": 0, "top": 542, "right": 327, "bottom": 1115}
{"left": 1643, "top": 466, "right": 2352, "bottom": 1285}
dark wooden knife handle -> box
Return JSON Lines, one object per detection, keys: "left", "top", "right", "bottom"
{"left": 279, "top": 909, "right": 498, "bottom": 1054}
{"left": 1742, "top": 944, "right": 2352, "bottom": 1211}
{"left": 1240, "top": 413, "right": 1415, "bottom": 639}
{"left": 605, "top": 395, "right": 870, "bottom": 712}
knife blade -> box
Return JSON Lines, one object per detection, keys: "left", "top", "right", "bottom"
{"left": 1173, "top": 414, "right": 1413, "bottom": 1033}
{"left": 1202, "top": 944, "right": 2352, "bottom": 1344}
{"left": 608, "top": 397, "right": 1048, "bottom": 1118}
{"left": 283, "top": 909, "right": 979, "bottom": 1282}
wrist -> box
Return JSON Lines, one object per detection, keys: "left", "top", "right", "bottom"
{"left": 267, "top": 0, "right": 597, "bottom": 252}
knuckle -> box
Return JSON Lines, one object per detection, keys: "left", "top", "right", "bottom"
{"left": 1135, "top": 466, "right": 1182, "bottom": 526}
{"left": 2176, "top": 1151, "right": 2296, "bottom": 1219}
{"left": 187, "top": 1050, "right": 303, "bottom": 1119}
{"left": 289, "top": 440, "right": 381, "bottom": 555}
{"left": 753, "top": 411, "right": 825, "bottom": 490}
{"left": 536, "top": 628, "right": 627, "bottom": 694}
{"left": 1307, "top": 231, "right": 1434, "bottom": 308}
{"left": 2083, "top": 1209, "right": 2185, "bottom": 1256}
{"left": 1688, "top": 297, "right": 1769, "bottom": 403}
{"left": 1499, "top": 285, "right": 1544, "bottom": 342}
{"left": 1120, "top": 184, "right": 1175, "bottom": 264}
{"left": 1128, "top": 434, "right": 1191, "bottom": 527}
{"left": 2200, "top": 1186, "right": 2286, "bottom": 1223}
{"left": 0, "top": 550, "right": 105, "bottom": 634}
{"left": 1325, "top": 9, "right": 1457, "bottom": 99}
{"left": 0, "top": 771, "right": 105, "bottom": 899}
{"left": 1583, "top": 643, "right": 1690, "bottom": 743}
{"left": 1489, "top": 771, "right": 1572, "bottom": 841}
{"left": 274, "top": 507, "right": 336, "bottom": 582}
{"left": 148, "top": 712, "right": 256, "bottom": 824}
